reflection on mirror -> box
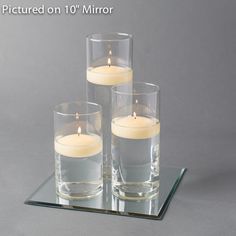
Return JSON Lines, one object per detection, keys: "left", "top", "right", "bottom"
{"left": 112, "top": 194, "right": 159, "bottom": 215}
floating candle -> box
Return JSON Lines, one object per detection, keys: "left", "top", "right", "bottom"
{"left": 55, "top": 127, "right": 102, "bottom": 158}
{"left": 112, "top": 113, "right": 160, "bottom": 139}
{"left": 87, "top": 65, "right": 133, "bottom": 86}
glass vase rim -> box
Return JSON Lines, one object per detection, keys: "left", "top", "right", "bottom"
{"left": 112, "top": 82, "right": 160, "bottom": 96}
{"left": 86, "top": 32, "right": 133, "bottom": 42}
{"left": 54, "top": 101, "right": 102, "bottom": 117}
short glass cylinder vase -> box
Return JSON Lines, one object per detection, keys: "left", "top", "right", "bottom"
{"left": 111, "top": 82, "right": 160, "bottom": 200}
{"left": 54, "top": 101, "right": 103, "bottom": 200}
{"left": 86, "top": 32, "right": 133, "bottom": 178}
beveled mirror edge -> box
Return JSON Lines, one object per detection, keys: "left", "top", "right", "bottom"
{"left": 157, "top": 168, "right": 187, "bottom": 220}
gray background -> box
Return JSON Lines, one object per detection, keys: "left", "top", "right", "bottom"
{"left": 0, "top": 0, "right": 236, "bottom": 235}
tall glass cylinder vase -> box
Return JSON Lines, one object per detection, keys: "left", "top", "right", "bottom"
{"left": 111, "top": 82, "right": 160, "bottom": 200}
{"left": 86, "top": 32, "right": 133, "bottom": 178}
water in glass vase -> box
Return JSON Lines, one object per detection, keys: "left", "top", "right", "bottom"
{"left": 112, "top": 119, "right": 160, "bottom": 200}
{"left": 55, "top": 152, "right": 103, "bottom": 199}
{"left": 87, "top": 66, "right": 133, "bottom": 178}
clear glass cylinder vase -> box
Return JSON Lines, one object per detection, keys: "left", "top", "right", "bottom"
{"left": 111, "top": 82, "right": 160, "bottom": 200}
{"left": 86, "top": 32, "right": 133, "bottom": 178}
{"left": 54, "top": 101, "right": 103, "bottom": 199}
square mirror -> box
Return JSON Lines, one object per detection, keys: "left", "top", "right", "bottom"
{"left": 25, "top": 166, "right": 186, "bottom": 220}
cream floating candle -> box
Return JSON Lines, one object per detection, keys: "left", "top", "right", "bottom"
{"left": 112, "top": 112, "right": 160, "bottom": 139}
{"left": 55, "top": 127, "right": 102, "bottom": 158}
{"left": 87, "top": 65, "right": 133, "bottom": 86}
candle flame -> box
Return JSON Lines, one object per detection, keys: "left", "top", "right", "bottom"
{"left": 75, "top": 112, "right": 79, "bottom": 120}
{"left": 109, "top": 50, "right": 112, "bottom": 56}
{"left": 108, "top": 57, "right": 111, "bottom": 67}
{"left": 78, "top": 127, "right": 81, "bottom": 136}
{"left": 135, "top": 99, "right": 138, "bottom": 104}
{"left": 133, "top": 112, "right": 137, "bottom": 119}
